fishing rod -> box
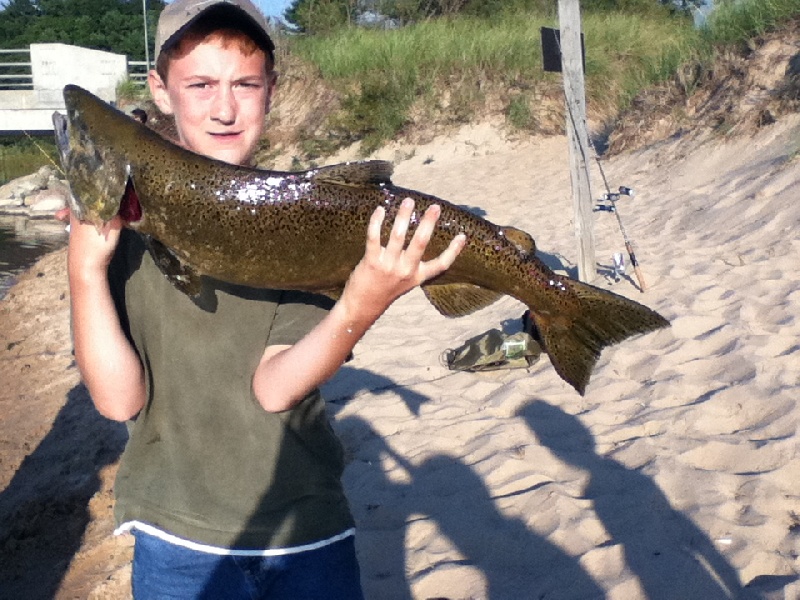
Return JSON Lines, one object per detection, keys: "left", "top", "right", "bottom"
{"left": 592, "top": 160, "right": 648, "bottom": 292}
{"left": 552, "top": 28, "right": 649, "bottom": 293}
{"left": 560, "top": 96, "right": 649, "bottom": 292}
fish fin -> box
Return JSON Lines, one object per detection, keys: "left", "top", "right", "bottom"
{"left": 501, "top": 226, "right": 536, "bottom": 256}
{"left": 422, "top": 283, "right": 504, "bottom": 317}
{"left": 311, "top": 161, "right": 393, "bottom": 186}
{"left": 145, "top": 237, "right": 204, "bottom": 297}
{"left": 317, "top": 288, "right": 344, "bottom": 301}
{"left": 529, "top": 279, "right": 670, "bottom": 395}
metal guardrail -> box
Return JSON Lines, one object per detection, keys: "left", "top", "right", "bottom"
{"left": 0, "top": 50, "right": 150, "bottom": 90}
{"left": 128, "top": 60, "right": 150, "bottom": 85}
{"left": 0, "top": 49, "right": 33, "bottom": 90}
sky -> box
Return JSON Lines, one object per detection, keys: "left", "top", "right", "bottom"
{"left": 254, "top": 0, "right": 293, "bottom": 20}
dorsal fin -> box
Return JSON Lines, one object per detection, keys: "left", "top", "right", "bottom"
{"left": 310, "top": 161, "right": 393, "bottom": 186}
{"left": 501, "top": 226, "right": 536, "bottom": 256}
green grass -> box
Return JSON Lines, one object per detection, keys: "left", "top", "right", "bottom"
{"left": 292, "top": 13, "right": 547, "bottom": 87}
{"left": 583, "top": 12, "right": 704, "bottom": 108}
{"left": 282, "top": 0, "right": 800, "bottom": 156}
{"left": 0, "top": 137, "right": 59, "bottom": 186}
{"left": 288, "top": 12, "right": 554, "bottom": 151}
{"left": 286, "top": 9, "right": 707, "bottom": 153}
{"left": 116, "top": 77, "right": 151, "bottom": 103}
{"left": 703, "top": 0, "right": 800, "bottom": 45}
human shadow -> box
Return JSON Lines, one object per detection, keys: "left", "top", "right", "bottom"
{"left": 337, "top": 412, "right": 606, "bottom": 600}
{"left": 326, "top": 368, "right": 603, "bottom": 597}
{"left": 0, "top": 384, "right": 128, "bottom": 600}
{"left": 200, "top": 366, "right": 603, "bottom": 599}
{"left": 323, "top": 364, "right": 432, "bottom": 415}
{"left": 518, "top": 400, "right": 757, "bottom": 600}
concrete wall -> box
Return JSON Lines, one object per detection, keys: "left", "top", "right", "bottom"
{"left": 0, "top": 43, "right": 128, "bottom": 132}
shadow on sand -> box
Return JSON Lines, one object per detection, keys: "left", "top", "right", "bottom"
{"left": 192, "top": 366, "right": 793, "bottom": 598}
{"left": 0, "top": 384, "right": 127, "bottom": 600}
{"left": 518, "top": 400, "right": 794, "bottom": 600}
{"left": 206, "top": 367, "right": 603, "bottom": 599}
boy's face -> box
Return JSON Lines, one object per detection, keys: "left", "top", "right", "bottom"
{"left": 149, "top": 38, "right": 275, "bottom": 166}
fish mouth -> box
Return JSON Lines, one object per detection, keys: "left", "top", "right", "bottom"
{"left": 51, "top": 111, "right": 86, "bottom": 221}
{"left": 52, "top": 112, "right": 70, "bottom": 164}
{"left": 119, "top": 178, "right": 143, "bottom": 223}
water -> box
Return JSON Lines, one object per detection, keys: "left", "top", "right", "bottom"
{"left": 0, "top": 216, "right": 68, "bottom": 300}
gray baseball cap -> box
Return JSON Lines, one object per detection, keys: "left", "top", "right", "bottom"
{"left": 155, "top": 0, "right": 275, "bottom": 64}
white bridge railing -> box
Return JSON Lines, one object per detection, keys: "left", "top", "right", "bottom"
{"left": 0, "top": 48, "right": 149, "bottom": 92}
{"left": 0, "top": 43, "right": 135, "bottom": 132}
{"left": 0, "top": 49, "right": 33, "bottom": 91}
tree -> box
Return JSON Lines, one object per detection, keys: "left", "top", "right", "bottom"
{"left": 284, "top": 0, "right": 360, "bottom": 33}
{"left": 2, "top": 0, "right": 37, "bottom": 17}
{"left": 0, "top": 0, "right": 166, "bottom": 61}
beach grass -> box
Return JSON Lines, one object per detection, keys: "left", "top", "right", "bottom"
{"left": 0, "top": 137, "right": 58, "bottom": 186}
{"left": 284, "top": 0, "right": 799, "bottom": 152}
{"left": 287, "top": 8, "right": 703, "bottom": 150}
{"left": 703, "top": 0, "right": 800, "bottom": 45}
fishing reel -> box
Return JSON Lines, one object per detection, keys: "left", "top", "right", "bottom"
{"left": 595, "top": 186, "right": 634, "bottom": 212}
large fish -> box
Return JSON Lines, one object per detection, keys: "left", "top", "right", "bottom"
{"left": 53, "top": 84, "right": 669, "bottom": 395}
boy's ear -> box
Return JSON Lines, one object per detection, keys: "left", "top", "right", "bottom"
{"left": 265, "top": 71, "right": 278, "bottom": 114}
{"left": 148, "top": 70, "right": 174, "bottom": 115}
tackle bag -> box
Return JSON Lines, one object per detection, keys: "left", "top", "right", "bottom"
{"left": 443, "top": 312, "right": 542, "bottom": 372}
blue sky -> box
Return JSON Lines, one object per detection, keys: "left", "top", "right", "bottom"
{"left": 254, "top": 0, "right": 293, "bottom": 20}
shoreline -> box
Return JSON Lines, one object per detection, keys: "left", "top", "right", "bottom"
{"left": 0, "top": 214, "right": 68, "bottom": 301}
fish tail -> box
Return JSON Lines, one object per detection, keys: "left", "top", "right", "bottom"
{"left": 528, "top": 279, "right": 670, "bottom": 395}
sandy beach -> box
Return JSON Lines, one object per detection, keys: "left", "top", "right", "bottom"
{"left": 1, "top": 113, "right": 799, "bottom": 598}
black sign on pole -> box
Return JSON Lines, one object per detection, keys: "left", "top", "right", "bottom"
{"left": 540, "top": 27, "right": 586, "bottom": 74}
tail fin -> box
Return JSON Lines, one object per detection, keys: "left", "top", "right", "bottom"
{"left": 529, "top": 280, "right": 670, "bottom": 395}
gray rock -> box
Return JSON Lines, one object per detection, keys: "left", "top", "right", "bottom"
{"left": 1, "top": 168, "right": 71, "bottom": 217}
{"left": 29, "top": 189, "right": 68, "bottom": 214}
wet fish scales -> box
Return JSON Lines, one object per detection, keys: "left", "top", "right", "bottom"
{"left": 53, "top": 84, "right": 670, "bottom": 394}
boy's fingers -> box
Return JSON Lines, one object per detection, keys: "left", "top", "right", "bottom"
{"left": 405, "top": 204, "right": 441, "bottom": 263}
{"left": 365, "top": 206, "right": 386, "bottom": 257}
{"left": 421, "top": 234, "right": 466, "bottom": 280}
{"left": 385, "top": 197, "right": 414, "bottom": 256}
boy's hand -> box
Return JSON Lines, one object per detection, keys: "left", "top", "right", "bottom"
{"left": 342, "top": 197, "right": 466, "bottom": 323}
{"left": 65, "top": 211, "right": 125, "bottom": 279}
{"left": 253, "top": 197, "right": 465, "bottom": 412}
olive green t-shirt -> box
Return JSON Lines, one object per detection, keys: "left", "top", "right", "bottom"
{"left": 109, "top": 230, "right": 354, "bottom": 549}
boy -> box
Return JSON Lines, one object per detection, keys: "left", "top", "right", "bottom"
{"left": 65, "top": 0, "right": 465, "bottom": 597}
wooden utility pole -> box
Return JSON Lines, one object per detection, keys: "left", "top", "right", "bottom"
{"left": 558, "top": 0, "right": 595, "bottom": 282}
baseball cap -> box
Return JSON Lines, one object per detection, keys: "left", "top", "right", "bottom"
{"left": 155, "top": 0, "right": 275, "bottom": 64}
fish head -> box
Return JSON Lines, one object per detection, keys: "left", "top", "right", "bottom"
{"left": 52, "top": 85, "right": 132, "bottom": 227}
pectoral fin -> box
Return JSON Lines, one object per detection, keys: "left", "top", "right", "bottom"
{"left": 317, "top": 288, "right": 344, "bottom": 301}
{"left": 145, "top": 237, "right": 204, "bottom": 297}
{"left": 422, "top": 283, "right": 504, "bottom": 317}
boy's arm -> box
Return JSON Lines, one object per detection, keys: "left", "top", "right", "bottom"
{"left": 67, "top": 213, "right": 146, "bottom": 421}
{"left": 252, "top": 198, "right": 466, "bottom": 413}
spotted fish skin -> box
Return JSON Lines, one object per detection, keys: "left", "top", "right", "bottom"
{"left": 53, "top": 84, "right": 669, "bottom": 394}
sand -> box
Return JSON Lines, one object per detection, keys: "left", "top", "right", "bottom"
{"left": 1, "top": 116, "right": 799, "bottom": 599}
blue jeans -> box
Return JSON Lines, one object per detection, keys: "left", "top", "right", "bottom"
{"left": 131, "top": 530, "right": 365, "bottom": 600}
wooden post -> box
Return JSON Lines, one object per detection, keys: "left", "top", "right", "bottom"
{"left": 558, "top": 0, "right": 595, "bottom": 283}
